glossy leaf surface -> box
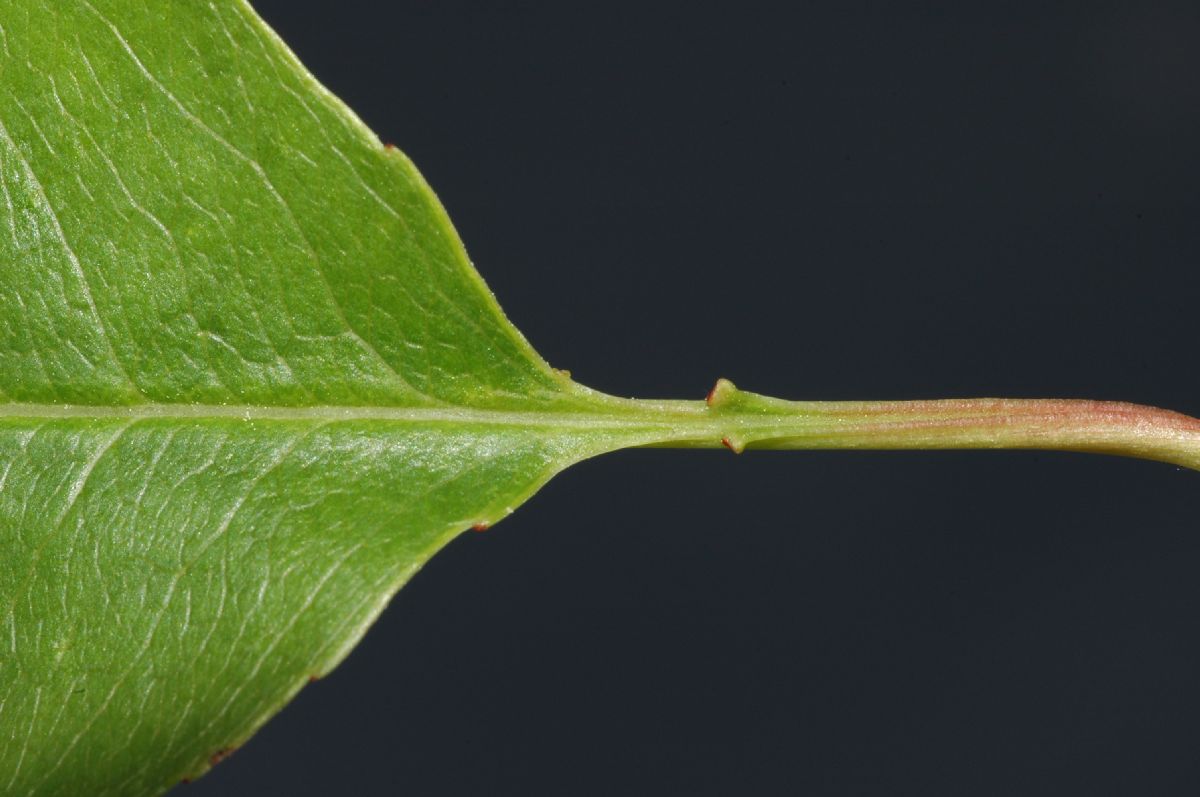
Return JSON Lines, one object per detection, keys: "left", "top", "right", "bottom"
{"left": 0, "top": 2, "right": 664, "bottom": 793}
{"left": 5, "top": 3, "right": 1200, "bottom": 796}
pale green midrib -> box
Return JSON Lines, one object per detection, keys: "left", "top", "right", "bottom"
{"left": 0, "top": 400, "right": 716, "bottom": 431}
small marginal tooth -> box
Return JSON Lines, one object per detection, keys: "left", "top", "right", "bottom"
{"left": 209, "top": 747, "right": 236, "bottom": 767}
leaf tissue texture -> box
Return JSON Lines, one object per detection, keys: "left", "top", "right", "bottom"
{"left": 0, "top": 2, "right": 678, "bottom": 794}
{"left": 8, "top": 2, "right": 1200, "bottom": 795}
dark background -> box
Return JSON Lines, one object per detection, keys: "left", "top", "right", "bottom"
{"left": 189, "top": 2, "right": 1200, "bottom": 795}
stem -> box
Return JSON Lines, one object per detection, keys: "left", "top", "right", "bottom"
{"left": 635, "top": 380, "right": 1200, "bottom": 472}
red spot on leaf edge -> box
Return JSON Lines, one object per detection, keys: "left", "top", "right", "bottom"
{"left": 209, "top": 747, "right": 236, "bottom": 767}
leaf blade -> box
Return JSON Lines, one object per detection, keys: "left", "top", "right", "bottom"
{"left": 1, "top": 415, "right": 660, "bottom": 794}
{"left": 2, "top": 0, "right": 572, "bottom": 407}
{"left": 0, "top": 1, "right": 634, "bottom": 793}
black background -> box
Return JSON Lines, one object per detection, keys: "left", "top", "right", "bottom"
{"left": 188, "top": 2, "right": 1200, "bottom": 795}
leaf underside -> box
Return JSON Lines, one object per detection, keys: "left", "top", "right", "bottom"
{"left": 0, "top": 2, "right": 661, "bottom": 794}
{"left": 8, "top": 2, "right": 1200, "bottom": 795}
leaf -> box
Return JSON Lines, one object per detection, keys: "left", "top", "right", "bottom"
{"left": 0, "top": 2, "right": 690, "bottom": 793}
{"left": 5, "top": 3, "right": 1200, "bottom": 796}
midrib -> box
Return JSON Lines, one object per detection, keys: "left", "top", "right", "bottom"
{"left": 0, "top": 401, "right": 713, "bottom": 430}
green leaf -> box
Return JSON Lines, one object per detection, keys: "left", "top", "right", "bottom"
{"left": 5, "top": 3, "right": 1200, "bottom": 796}
{"left": 0, "top": 2, "right": 679, "bottom": 793}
